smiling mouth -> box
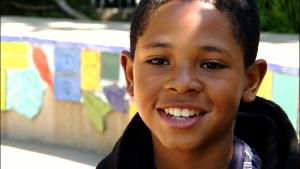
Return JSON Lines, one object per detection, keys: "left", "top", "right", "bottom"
{"left": 157, "top": 107, "right": 206, "bottom": 129}
{"left": 158, "top": 108, "right": 205, "bottom": 119}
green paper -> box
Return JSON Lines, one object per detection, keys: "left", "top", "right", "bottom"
{"left": 101, "top": 52, "right": 120, "bottom": 81}
{"left": 272, "top": 73, "right": 299, "bottom": 130}
{"left": 83, "top": 92, "right": 112, "bottom": 132}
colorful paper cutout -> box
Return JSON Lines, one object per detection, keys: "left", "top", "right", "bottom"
{"left": 257, "top": 71, "right": 273, "bottom": 100}
{"left": 1, "top": 69, "right": 6, "bottom": 111}
{"left": 128, "top": 100, "right": 137, "bottom": 118}
{"left": 54, "top": 46, "right": 80, "bottom": 74}
{"left": 272, "top": 73, "right": 299, "bottom": 130}
{"left": 0, "top": 42, "right": 29, "bottom": 69}
{"left": 101, "top": 52, "right": 120, "bottom": 81}
{"left": 103, "top": 84, "right": 128, "bottom": 113}
{"left": 54, "top": 75, "right": 81, "bottom": 102}
{"left": 81, "top": 49, "right": 101, "bottom": 91}
{"left": 6, "top": 69, "right": 44, "bottom": 120}
{"left": 33, "top": 46, "right": 53, "bottom": 87}
{"left": 83, "top": 92, "right": 112, "bottom": 132}
{"left": 41, "top": 45, "right": 55, "bottom": 76}
{"left": 1, "top": 41, "right": 29, "bottom": 56}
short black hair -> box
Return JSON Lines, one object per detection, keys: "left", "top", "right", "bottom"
{"left": 129, "top": 0, "right": 260, "bottom": 68}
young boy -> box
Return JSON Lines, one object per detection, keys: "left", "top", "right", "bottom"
{"left": 97, "top": 0, "right": 299, "bottom": 169}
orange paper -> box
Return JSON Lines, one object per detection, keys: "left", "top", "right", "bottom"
{"left": 32, "top": 46, "right": 53, "bottom": 86}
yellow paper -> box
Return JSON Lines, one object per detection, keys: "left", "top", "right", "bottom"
{"left": 1, "top": 42, "right": 29, "bottom": 56}
{"left": 257, "top": 71, "right": 273, "bottom": 100}
{"left": 1, "top": 69, "right": 6, "bottom": 111}
{"left": 128, "top": 100, "right": 137, "bottom": 119}
{"left": 1, "top": 57, "right": 29, "bottom": 69}
{"left": 0, "top": 42, "right": 29, "bottom": 69}
{"left": 81, "top": 49, "right": 101, "bottom": 91}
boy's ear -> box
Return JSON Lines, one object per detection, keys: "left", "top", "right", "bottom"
{"left": 120, "top": 50, "right": 134, "bottom": 97}
{"left": 242, "top": 59, "right": 267, "bottom": 102}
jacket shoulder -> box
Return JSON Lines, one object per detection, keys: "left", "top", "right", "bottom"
{"left": 236, "top": 96, "right": 299, "bottom": 169}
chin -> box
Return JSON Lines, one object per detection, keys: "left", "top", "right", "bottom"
{"left": 160, "top": 136, "right": 202, "bottom": 151}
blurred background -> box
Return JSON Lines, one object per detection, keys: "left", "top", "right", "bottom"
{"left": 1, "top": 0, "right": 299, "bottom": 169}
{"left": 1, "top": 0, "right": 299, "bottom": 32}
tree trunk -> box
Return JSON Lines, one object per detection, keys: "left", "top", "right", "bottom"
{"left": 52, "top": 0, "right": 90, "bottom": 20}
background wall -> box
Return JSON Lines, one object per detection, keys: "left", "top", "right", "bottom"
{"left": 0, "top": 17, "right": 132, "bottom": 155}
{"left": 1, "top": 88, "right": 129, "bottom": 155}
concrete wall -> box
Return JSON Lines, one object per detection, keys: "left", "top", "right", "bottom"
{"left": 1, "top": 87, "right": 130, "bottom": 155}
{"left": 1, "top": 16, "right": 131, "bottom": 155}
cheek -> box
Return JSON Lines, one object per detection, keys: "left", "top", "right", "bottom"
{"left": 207, "top": 77, "right": 244, "bottom": 117}
{"left": 133, "top": 67, "right": 160, "bottom": 112}
{"left": 133, "top": 69, "right": 163, "bottom": 132}
{"left": 202, "top": 79, "right": 244, "bottom": 140}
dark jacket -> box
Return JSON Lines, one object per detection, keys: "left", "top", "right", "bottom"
{"left": 236, "top": 96, "right": 299, "bottom": 169}
{"left": 97, "top": 97, "right": 299, "bottom": 169}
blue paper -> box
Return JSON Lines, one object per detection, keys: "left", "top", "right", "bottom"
{"left": 54, "top": 75, "right": 81, "bottom": 102}
{"left": 103, "top": 85, "right": 128, "bottom": 113}
{"left": 7, "top": 69, "right": 44, "bottom": 120}
{"left": 54, "top": 46, "right": 80, "bottom": 74}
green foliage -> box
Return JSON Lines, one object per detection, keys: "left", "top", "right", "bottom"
{"left": 0, "top": 0, "right": 98, "bottom": 19}
{"left": 0, "top": 0, "right": 70, "bottom": 18}
{"left": 257, "top": 0, "right": 299, "bottom": 33}
{"left": 65, "top": 0, "right": 99, "bottom": 20}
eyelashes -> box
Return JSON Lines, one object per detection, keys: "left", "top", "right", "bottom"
{"left": 146, "top": 57, "right": 169, "bottom": 65}
{"left": 146, "top": 56, "right": 227, "bottom": 70}
{"left": 200, "top": 61, "right": 227, "bottom": 69}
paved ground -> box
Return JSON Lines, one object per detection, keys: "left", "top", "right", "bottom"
{"left": 1, "top": 138, "right": 101, "bottom": 169}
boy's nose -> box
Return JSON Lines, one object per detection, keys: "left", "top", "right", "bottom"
{"left": 164, "top": 67, "right": 203, "bottom": 94}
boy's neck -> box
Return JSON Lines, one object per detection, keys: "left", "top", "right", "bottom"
{"left": 152, "top": 134, "right": 233, "bottom": 169}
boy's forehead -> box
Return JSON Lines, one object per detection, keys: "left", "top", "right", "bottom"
{"left": 151, "top": 1, "right": 217, "bottom": 18}
{"left": 135, "top": 0, "right": 242, "bottom": 61}
{"left": 141, "top": 1, "right": 231, "bottom": 42}
{"left": 146, "top": 1, "right": 227, "bottom": 33}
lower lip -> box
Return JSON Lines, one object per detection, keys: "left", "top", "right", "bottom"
{"left": 158, "top": 110, "right": 204, "bottom": 129}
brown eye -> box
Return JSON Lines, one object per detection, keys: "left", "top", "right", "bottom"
{"left": 201, "top": 61, "right": 226, "bottom": 69}
{"left": 147, "top": 57, "right": 169, "bottom": 65}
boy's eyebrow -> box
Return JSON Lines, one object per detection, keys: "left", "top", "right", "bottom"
{"left": 201, "top": 45, "right": 224, "bottom": 53}
{"left": 200, "top": 45, "right": 231, "bottom": 57}
{"left": 142, "top": 41, "right": 174, "bottom": 49}
{"left": 142, "top": 42, "right": 231, "bottom": 57}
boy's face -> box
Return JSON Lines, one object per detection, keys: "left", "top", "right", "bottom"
{"left": 122, "top": 1, "right": 262, "bottom": 151}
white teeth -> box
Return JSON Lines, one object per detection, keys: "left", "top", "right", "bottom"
{"left": 190, "top": 110, "right": 196, "bottom": 116}
{"left": 174, "top": 108, "right": 181, "bottom": 117}
{"left": 165, "top": 108, "right": 169, "bottom": 115}
{"left": 182, "top": 109, "right": 189, "bottom": 117}
{"left": 169, "top": 108, "right": 174, "bottom": 115}
{"left": 164, "top": 108, "right": 198, "bottom": 117}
